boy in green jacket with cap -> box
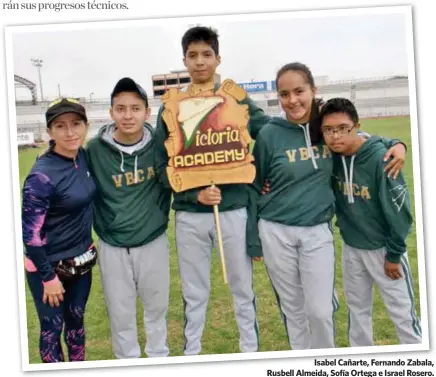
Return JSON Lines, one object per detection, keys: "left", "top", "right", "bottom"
{"left": 87, "top": 78, "right": 172, "bottom": 358}
{"left": 320, "top": 97, "right": 422, "bottom": 346}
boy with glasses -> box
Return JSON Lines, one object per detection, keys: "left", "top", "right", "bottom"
{"left": 320, "top": 97, "right": 422, "bottom": 346}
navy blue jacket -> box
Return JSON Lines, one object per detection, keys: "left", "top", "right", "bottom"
{"left": 22, "top": 146, "right": 97, "bottom": 282}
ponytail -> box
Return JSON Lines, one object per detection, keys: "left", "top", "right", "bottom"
{"left": 308, "top": 97, "right": 325, "bottom": 144}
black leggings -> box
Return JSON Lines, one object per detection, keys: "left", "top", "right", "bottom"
{"left": 26, "top": 270, "right": 92, "bottom": 362}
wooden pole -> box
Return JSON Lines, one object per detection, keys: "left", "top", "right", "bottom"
{"left": 211, "top": 184, "right": 228, "bottom": 284}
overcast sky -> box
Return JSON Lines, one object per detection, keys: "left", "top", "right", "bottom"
{"left": 10, "top": 11, "right": 409, "bottom": 101}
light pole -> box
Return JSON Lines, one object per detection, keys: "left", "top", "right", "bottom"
{"left": 31, "top": 58, "right": 44, "bottom": 101}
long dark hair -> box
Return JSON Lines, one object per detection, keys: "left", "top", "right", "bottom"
{"left": 276, "top": 62, "right": 324, "bottom": 144}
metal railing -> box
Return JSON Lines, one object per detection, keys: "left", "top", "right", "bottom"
{"left": 17, "top": 96, "right": 410, "bottom": 142}
{"left": 16, "top": 76, "right": 411, "bottom": 141}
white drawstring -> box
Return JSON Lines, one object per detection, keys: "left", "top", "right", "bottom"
{"left": 298, "top": 123, "right": 318, "bottom": 170}
{"left": 349, "top": 156, "right": 355, "bottom": 202}
{"left": 118, "top": 149, "right": 139, "bottom": 183}
{"left": 119, "top": 151, "right": 139, "bottom": 184}
{"left": 134, "top": 155, "right": 138, "bottom": 184}
{"left": 341, "top": 155, "right": 356, "bottom": 203}
{"left": 119, "top": 151, "right": 125, "bottom": 173}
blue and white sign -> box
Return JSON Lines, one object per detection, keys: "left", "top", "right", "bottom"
{"left": 238, "top": 81, "right": 267, "bottom": 93}
{"left": 271, "top": 80, "right": 279, "bottom": 91}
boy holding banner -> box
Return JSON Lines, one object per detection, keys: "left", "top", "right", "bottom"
{"left": 154, "top": 26, "right": 269, "bottom": 356}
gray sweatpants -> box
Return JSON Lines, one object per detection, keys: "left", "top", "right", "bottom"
{"left": 259, "top": 219, "right": 338, "bottom": 350}
{"left": 98, "top": 234, "right": 170, "bottom": 358}
{"left": 342, "top": 242, "right": 422, "bottom": 346}
{"left": 175, "top": 208, "right": 258, "bottom": 356}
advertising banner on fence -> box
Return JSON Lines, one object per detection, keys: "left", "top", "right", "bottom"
{"left": 17, "top": 132, "right": 35, "bottom": 146}
{"left": 238, "top": 81, "right": 268, "bottom": 93}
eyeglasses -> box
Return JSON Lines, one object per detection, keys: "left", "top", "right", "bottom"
{"left": 48, "top": 97, "right": 81, "bottom": 108}
{"left": 321, "top": 125, "right": 356, "bottom": 136}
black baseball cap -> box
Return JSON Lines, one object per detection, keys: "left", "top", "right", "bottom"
{"left": 111, "top": 77, "right": 148, "bottom": 107}
{"left": 45, "top": 98, "right": 88, "bottom": 127}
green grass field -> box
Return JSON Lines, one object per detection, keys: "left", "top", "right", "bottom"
{"left": 18, "top": 116, "right": 421, "bottom": 363}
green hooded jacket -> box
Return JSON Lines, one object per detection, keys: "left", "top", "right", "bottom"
{"left": 87, "top": 122, "right": 171, "bottom": 248}
{"left": 253, "top": 116, "right": 336, "bottom": 227}
{"left": 332, "top": 136, "right": 413, "bottom": 263}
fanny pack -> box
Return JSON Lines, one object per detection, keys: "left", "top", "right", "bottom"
{"left": 55, "top": 244, "right": 98, "bottom": 281}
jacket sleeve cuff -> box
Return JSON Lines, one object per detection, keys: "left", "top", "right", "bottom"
{"left": 25, "top": 246, "right": 56, "bottom": 282}
{"left": 386, "top": 252, "right": 401, "bottom": 264}
{"left": 398, "top": 141, "right": 408, "bottom": 153}
{"left": 185, "top": 189, "right": 200, "bottom": 204}
{"left": 247, "top": 244, "right": 263, "bottom": 258}
{"left": 383, "top": 138, "right": 408, "bottom": 153}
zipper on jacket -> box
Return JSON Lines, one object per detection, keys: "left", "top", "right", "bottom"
{"left": 76, "top": 150, "right": 94, "bottom": 197}
{"left": 127, "top": 247, "right": 130, "bottom": 255}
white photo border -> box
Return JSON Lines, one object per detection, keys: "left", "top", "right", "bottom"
{"left": 4, "top": 4, "right": 429, "bottom": 372}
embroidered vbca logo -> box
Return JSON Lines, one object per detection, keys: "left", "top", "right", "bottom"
{"left": 390, "top": 184, "right": 408, "bottom": 212}
{"left": 111, "top": 167, "right": 155, "bottom": 188}
{"left": 285, "top": 145, "right": 332, "bottom": 163}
